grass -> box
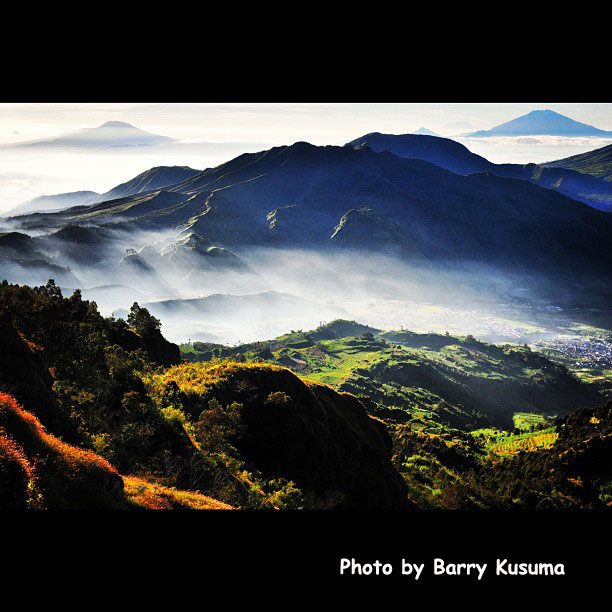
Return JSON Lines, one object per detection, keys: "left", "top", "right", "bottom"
{"left": 513, "top": 412, "right": 555, "bottom": 431}
{"left": 180, "top": 322, "right": 603, "bottom": 435}
{"left": 123, "top": 476, "right": 233, "bottom": 510}
{"left": 487, "top": 428, "right": 558, "bottom": 455}
{"left": 143, "top": 359, "right": 287, "bottom": 397}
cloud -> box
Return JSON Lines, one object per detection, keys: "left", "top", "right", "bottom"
{"left": 453, "top": 135, "right": 612, "bottom": 164}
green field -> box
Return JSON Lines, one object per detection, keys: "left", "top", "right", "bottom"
{"left": 180, "top": 320, "right": 600, "bottom": 436}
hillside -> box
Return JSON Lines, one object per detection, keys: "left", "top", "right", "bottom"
{"left": 181, "top": 320, "right": 603, "bottom": 432}
{"left": 346, "top": 132, "right": 612, "bottom": 211}
{"left": 146, "top": 361, "right": 410, "bottom": 509}
{"left": 0, "top": 391, "right": 231, "bottom": 510}
{"left": 180, "top": 320, "right": 611, "bottom": 509}
{"left": 542, "top": 143, "right": 612, "bottom": 182}
{"left": 1, "top": 281, "right": 609, "bottom": 511}
{"left": 0, "top": 281, "right": 409, "bottom": 510}
{"left": 96, "top": 165, "right": 201, "bottom": 202}
{"left": 346, "top": 132, "right": 496, "bottom": 175}
{"left": 5, "top": 166, "right": 202, "bottom": 218}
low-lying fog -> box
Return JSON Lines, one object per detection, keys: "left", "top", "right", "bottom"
{"left": 5, "top": 238, "right": 601, "bottom": 346}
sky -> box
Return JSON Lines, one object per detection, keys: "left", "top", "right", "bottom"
{"left": 1, "top": 102, "right": 611, "bottom": 214}
{"left": 3, "top": 102, "right": 612, "bottom": 144}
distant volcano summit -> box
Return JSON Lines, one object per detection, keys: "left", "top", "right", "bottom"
{"left": 98, "top": 121, "right": 137, "bottom": 128}
{"left": 465, "top": 109, "right": 612, "bottom": 138}
{"left": 4, "top": 121, "right": 176, "bottom": 149}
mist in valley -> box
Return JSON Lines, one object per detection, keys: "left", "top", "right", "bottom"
{"left": 1, "top": 219, "right": 598, "bottom": 347}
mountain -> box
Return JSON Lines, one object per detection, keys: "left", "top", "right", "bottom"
{"left": 96, "top": 165, "right": 201, "bottom": 201}
{"left": 4, "top": 121, "right": 175, "bottom": 149}
{"left": 413, "top": 127, "right": 441, "bottom": 137}
{"left": 7, "top": 166, "right": 202, "bottom": 218}
{"left": 542, "top": 143, "right": 612, "bottom": 182}
{"left": 346, "top": 132, "right": 612, "bottom": 211}
{"left": 8, "top": 191, "right": 100, "bottom": 216}
{"left": 181, "top": 322, "right": 612, "bottom": 510}
{"left": 465, "top": 110, "right": 612, "bottom": 138}
{"left": 5, "top": 141, "right": 612, "bottom": 290}
{"left": 346, "top": 132, "right": 495, "bottom": 174}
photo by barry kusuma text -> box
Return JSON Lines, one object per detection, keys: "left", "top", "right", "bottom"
{"left": 340, "top": 558, "right": 566, "bottom": 579}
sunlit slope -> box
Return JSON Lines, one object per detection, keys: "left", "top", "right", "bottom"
{"left": 0, "top": 392, "right": 231, "bottom": 510}
{"left": 181, "top": 320, "right": 602, "bottom": 431}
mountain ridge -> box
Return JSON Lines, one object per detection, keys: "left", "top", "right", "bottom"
{"left": 346, "top": 132, "right": 612, "bottom": 211}
{"left": 542, "top": 143, "right": 612, "bottom": 182}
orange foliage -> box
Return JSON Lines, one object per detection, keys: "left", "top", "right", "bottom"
{"left": 123, "top": 476, "right": 233, "bottom": 510}
{"left": 0, "top": 392, "right": 118, "bottom": 476}
{"left": 17, "top": 330, "right": 42, "bottom": 352}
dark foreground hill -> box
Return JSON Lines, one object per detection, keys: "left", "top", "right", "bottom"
{"left": 149, "top": 361, "right": 410, "bottom": 509}
{"left": 0, "top": 392, "right": 231, "bottom": 510}
{"left": 346, "top": 132, "right": 612, "bottom": 211}
{"left": 0, "top": 281, "right": 409, "bottom": 510}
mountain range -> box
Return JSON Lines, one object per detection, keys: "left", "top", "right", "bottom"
{"left": 346, "top": 132, "right": 612, "bottom": 211}
{"left": 2, "top": 136, "right": 612, "bottom": 306}
{"left": 464, "top": 109, "right": 612, "bottom": 138}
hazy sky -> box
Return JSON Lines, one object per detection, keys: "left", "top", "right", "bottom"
{"left": 2, "top": 102, "right": 612, "bottom": 144}
{"left": 1, "top": 103, "right": 611, "bottom": 214}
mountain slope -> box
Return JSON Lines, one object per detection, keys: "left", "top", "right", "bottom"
{"left": 148, "top": 361, "right": 411, "bottom": 509}
{"left": 346, "top": 132, "right": 495, "bottom": 175}
{"left": 465, "top": 109, "right": 612, "bottom": 138}
{"left": 8, "top": 191, "right": 100, "bottom": 216}
{"left": 97, "top": 165, "right": 201, "bottom": 202}
{"left": 346, "top": 132, "right": 612, "bottom": 211}
{"left": 542, "top": 143, "right": 612, "bottom": 182}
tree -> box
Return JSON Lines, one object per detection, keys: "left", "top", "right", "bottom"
{"left": 127, "top": 302, "right": 161, "bottom": 337}
{"left": 38, "top": 279, "right": 62, "bottom": 299}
